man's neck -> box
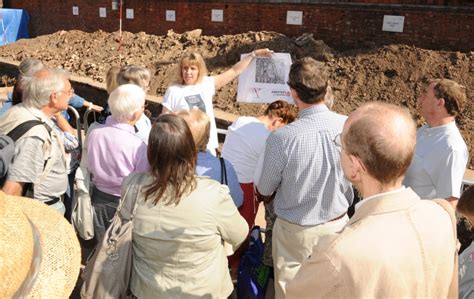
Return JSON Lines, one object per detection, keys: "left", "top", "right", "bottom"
{"left": 426, "top": 114, "right": 455, "bottom": 128}
{"left": 296, "top": 100, "right": 325, "bottom": 112}
{"left": 358, "top": 177, "right": 404, "bottom": 199}
{"left": 40, "top": 106, "right": 56, "bottom": 118}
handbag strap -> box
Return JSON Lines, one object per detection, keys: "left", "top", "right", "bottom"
{"left": 116, "top": 172, "right": 146, "bottom": 221}
{"left": 219, "top": 157, "right": 228, "bottom": 185}
{"left": 432, "top": 198, "right": 458, "bottom": 298}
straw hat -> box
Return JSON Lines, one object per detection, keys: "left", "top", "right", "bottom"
{"left": 0, "top": 191, "right": 81, "bottom": 298}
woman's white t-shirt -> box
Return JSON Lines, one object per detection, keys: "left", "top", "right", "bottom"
{"left": 221, "top": 116, "right": 271, "bottom": 183}
{"left": 162, "top": 76, "right": 218, "bottom": 151}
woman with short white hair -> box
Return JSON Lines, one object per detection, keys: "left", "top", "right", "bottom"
{"left": 87, "top": 84, "right": 149, "bottom": 243}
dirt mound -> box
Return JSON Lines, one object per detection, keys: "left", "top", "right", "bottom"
{"left": 0, "top": 29, "right": 472, "bottom": 168}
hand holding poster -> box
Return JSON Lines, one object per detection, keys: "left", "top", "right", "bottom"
{"left": 237, "top": 52, "right": 293, "bottom": 104}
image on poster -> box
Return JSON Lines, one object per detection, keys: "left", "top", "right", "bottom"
{"left": 237, "top": 53, "right": 293, "bottom": 104}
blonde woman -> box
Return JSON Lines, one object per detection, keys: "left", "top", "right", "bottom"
{"left": 162, "top": 49, "right": 273, "bottom": 153}
{"left": 178, "top": 108, "right": 243, "bottom": 207}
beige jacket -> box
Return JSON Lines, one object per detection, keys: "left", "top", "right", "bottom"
{"left": 0, "top": 104, "right": 66, "bottom": 189}
{"left": 130, "top": 175, "right": 248, "bottom": 299}
{"left": 286, "top": 188, "right": 457, "bottom": 298}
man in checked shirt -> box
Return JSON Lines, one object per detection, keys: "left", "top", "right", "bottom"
{"left": 256, "top": 57, "right": 354, "bottom": 299}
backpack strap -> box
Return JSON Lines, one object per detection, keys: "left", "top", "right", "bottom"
{"left": 7, "top": 119, "right": 52, "bottom": 142}
{"left": 5, "top": 119, "right": 53, "bottom": 196}
{"left": 432, "top": 198, "right": 458, "bottom": 298}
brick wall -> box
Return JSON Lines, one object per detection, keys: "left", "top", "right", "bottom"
{"left": 5, "top": 1, "right": 474, "bottom": 51}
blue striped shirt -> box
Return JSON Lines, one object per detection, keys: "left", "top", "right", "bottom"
{"left": 257, "top": 104, "right": 353, "bottom": 226}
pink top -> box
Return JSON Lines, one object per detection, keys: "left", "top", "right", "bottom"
{"left": 87, "top": 116, "right": 149, "bottom": 196}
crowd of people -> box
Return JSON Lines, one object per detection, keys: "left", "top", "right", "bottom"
{"left": 0, "top": 47, "right": 471, "bottom": 299}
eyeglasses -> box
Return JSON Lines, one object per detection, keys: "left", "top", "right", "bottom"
{"left": 55, "top": 88, "right": 74, "bottom": 96}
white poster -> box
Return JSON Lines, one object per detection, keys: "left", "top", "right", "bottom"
{"left": 211, "top": 9, "right": 223, "bottom": 22}
{"left": 126, "top": 9, "right": 134, "bottom": 19}
{"left": 166, "top": 10, "right": 176, "bottom": 22}
{"left": 72, "top": 6, "right": 79, "bottom": 16}
{"left": 237, "top": 53, "right": 293, "bottom": 104}
{"left": 382, "top": 15, "right": 405, "bottom": 33}
{"left": 99, "top": 7, "right": 106, "bottom": 18}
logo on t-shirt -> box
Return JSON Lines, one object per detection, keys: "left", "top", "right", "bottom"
{"left": 184, "top": 94, "right": 206, "bottom": 112}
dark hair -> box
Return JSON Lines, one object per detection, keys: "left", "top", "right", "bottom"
{"left": 11, "top": 81, "right": 23, "bottom": 105}
{"left": 430, "top": 79, "right": 466, "bottom": 117}
{"left": 263, "top": 100, "right": 297, "bottom": 124}
{"left": 457, "top": 186, "right": 474, "bottom": 217}
{"left": 145, "top": 114, "right": 197, "bottom": 205}
{"left": 287, "top": 57, "right": 328, "bottom": 104}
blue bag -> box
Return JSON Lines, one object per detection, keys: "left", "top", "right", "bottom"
{"left": 237, "top": 226, "right": 271, "bottom": 299}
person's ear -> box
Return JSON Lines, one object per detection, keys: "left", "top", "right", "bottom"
{"left": 290, "top": 88, "right": 300, "bottom": 102}
{"left": 130, "top": 110, "right": 141, "bottom": 122}
{"left": 348, "top": 154, "right": 366, "bottom": 181}
{"left": 270, "top": 117, "right": 284, "bottom": 130}
{"left": 437, "top": 97, "right": 446, "bottom": 109}
{"left": 49, "top": 92, "right": 58, "bottom": 106}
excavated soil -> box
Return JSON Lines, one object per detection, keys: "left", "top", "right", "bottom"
{"left": 0, "top": 29, "right": 472, "bottom": 168}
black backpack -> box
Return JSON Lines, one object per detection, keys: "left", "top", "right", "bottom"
{"left": 0, "top": 119, "right": 51, "bottom": 189}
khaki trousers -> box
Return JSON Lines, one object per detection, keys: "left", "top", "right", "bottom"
{"left": 273, "top": 215, "right": 349, "bottom": 299}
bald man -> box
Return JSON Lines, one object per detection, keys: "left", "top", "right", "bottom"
{"left": 286, "top": 102, "right": 457, "bottom": 298}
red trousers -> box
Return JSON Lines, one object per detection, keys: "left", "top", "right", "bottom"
{"left": 228, "top": 182, "right": 259, "bottom": 270}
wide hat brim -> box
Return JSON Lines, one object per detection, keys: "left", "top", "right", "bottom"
{"left": 0, "top": 193, "right": 81, "bottom": 298}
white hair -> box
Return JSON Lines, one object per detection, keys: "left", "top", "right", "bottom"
{"left": 22, "top": 68, "right": 69, "bottom": 109}
{"left": 108, "top": 84, "right": 145, "bottom": 123}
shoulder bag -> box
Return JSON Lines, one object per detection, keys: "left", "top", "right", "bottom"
{"left": 80, "top": 172, "right": 146, "bottom": 299}
{"left": 72, "top": 165, "right": 94, "bottom": 240}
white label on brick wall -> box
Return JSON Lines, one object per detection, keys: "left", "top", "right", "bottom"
{"left": 211, "top": 9, "right": 224, "bottom": 22}
{"left": 126, "top": 9, "right": 134, "bottom": 19}
{"left": 382, "top": 15, "right": 405, "bottom": 33}
{"left": 286, "top": 11, "right": 303, "bottom": 25}
{"left": 111, "top": 1, "right": 119, "bottom": 10}
{"left": 166, "top": 10, "right": 176, "bottom": 22}
{"left": 72, "top": 6, "right": 79, "bottom": 16}
{"left": 99, "top": 7, "right": 106, "bottom": 18}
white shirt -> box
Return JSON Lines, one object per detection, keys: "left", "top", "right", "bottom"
{"left": 134, "top": 114, "right": 152, "bottom": 145}
{"left": 162, "top": 76, "right": 218, "bottom": 150}
{"left": 221, "top": 116, "right": 270, "bottom": 183}
{"left": 404, "top": 121, "right": 468, "bottom": 199}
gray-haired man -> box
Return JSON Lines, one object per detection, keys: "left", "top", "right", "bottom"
{"left": 0, "top": 67, "right": 72, "bottom": 214}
